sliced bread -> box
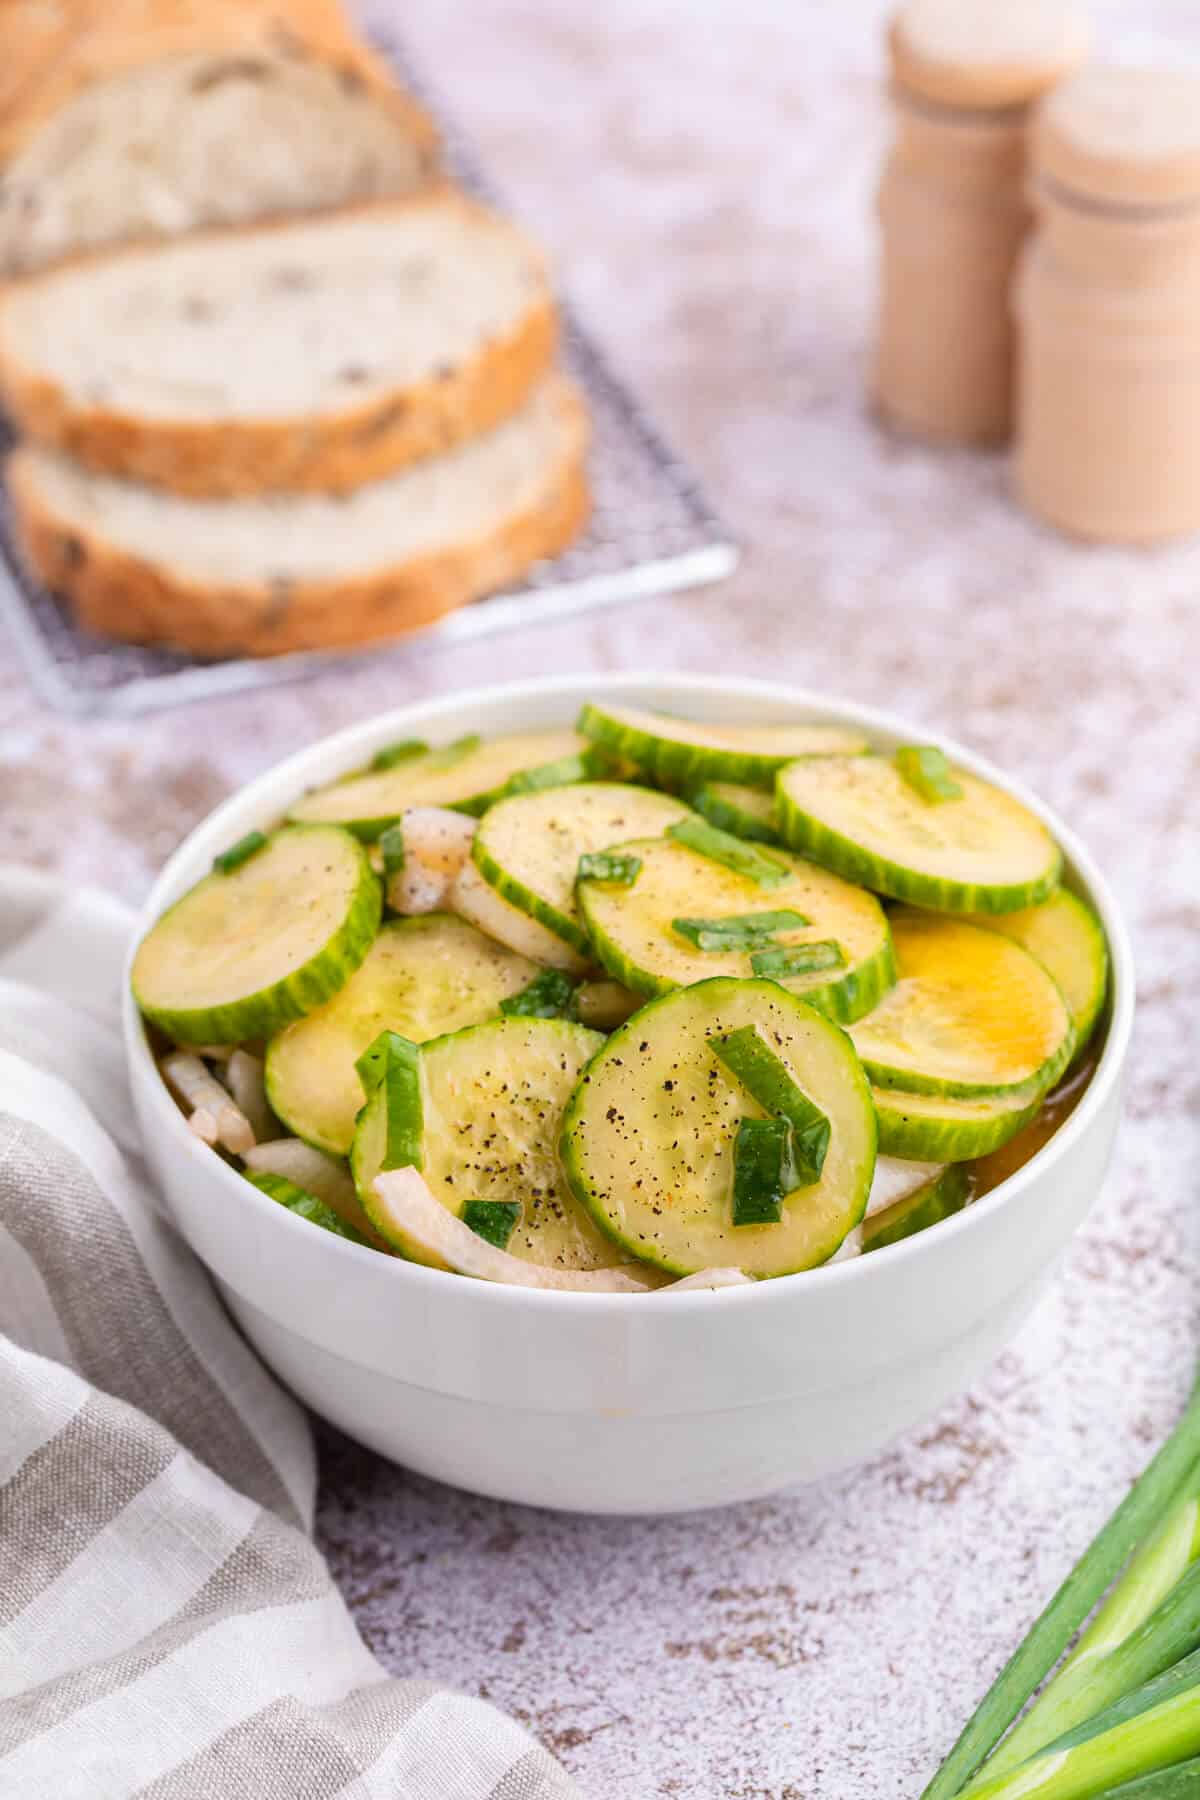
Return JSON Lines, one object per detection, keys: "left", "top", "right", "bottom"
{"left": 8, "top": 374, "right": 591, "bottom": 658}
{"left": 0, "top": 7, "right": 438, "bottom": 276}
{"left": 0, "top": 192, "right": 557, "bottom": 496}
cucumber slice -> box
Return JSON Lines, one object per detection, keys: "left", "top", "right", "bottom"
{"left": 577, "top": 834, "right": 895, "bottom": 1024}
{"left": 243, "top": 1137, "right": 384, "bottom": 1246}
{"left": 353, "top": 1016, "right": 640, "bottom": 1274}
{"left": 687, "top": 781, "right": 781, "bottom": 843}
{"left": 288, "top": 731, "right": 594, "bottom": 839}
{"left": 776, "top": 754, "right": 1062, "bottom": 913}
{"left": 849, "top": 912, "right": 1074, "bottom": 1099}
{"left": 560, "top": 977, "right": 877, "bottom": 1277}
{"left": 573, "top": 979, "right": 642, "bottom": 1031}
{"left": 861, "top": 1165, "right": 970, "bottom": 1253}
{"left": 967, "top": 888, "right": 1109, "bottom": 1055}
{"left": 132, "top": 825, "right": 380, "bottom": 1045}
{"left": 265, "top": 914, "right": 538, "bottom": 1156}
{"left": 872, "top": 1085, "right": 1038, "bottom": 1161}
{"left": 245, "top": 1171, "right": 370, "bottom": 1246}
{"left": 449, "top": 856, "right": 590, "bottom": 976}
{"left": 578, "top": 701, "right": 869, "bottom": 789}
{"left": 471, "top": 782, "right": 695, "bottom": 957}
{"left": 867, "top": 1155, "right": 946, "bottom": 1217}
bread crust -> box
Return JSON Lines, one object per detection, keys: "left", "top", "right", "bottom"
{"left": 7, "top": 387, "right": 592, "bottom": 659}
{"left": 0, "top": 194, "right": 559, "bottom": 497}
{"left": 0, "top": 1, "right": 438, "bottom": 165}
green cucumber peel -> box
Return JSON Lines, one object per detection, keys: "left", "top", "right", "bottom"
{"left": 245, "top": 1171, "right": 368, "bottom": 1245}
{"left": 212, "top": 830, "right": 267, "bottom": 875}
{"left": 671, "top": 909, "right": 811, "bottom": 952}
{"left": 686, "top": 782, "right": 782, "bottom": 844}
{"left": 504, "top": 753, "right": 595, "bottom": 797}
{"left": 862, "top": 1164, "right": 969, "bottom": 1253}
{"left": 982, "top": 1481, "right": 1200, "bottom": 1780}
{"left": 500, "top": 969, "right": 579, "bottom": 1019}
{"left": 713, "top": 1025, "right": 831, "bottom": 1185}
{"left": 378, "top": 824, "right": 406, "bottom": 881}
{"left": 730, "top": 1116, "right": 789, "bottom": 1226}
{"left": 894, "top": 744, "right": 964, "bottom": 805}
{"left": 370, "top": 738, "right": 428, "bottom": 772}
{"left": 667, "top": 818, "right": 790, "bottom": 889}
{"left": 461, "top": 1199, "right": 521, "bottom": 1250}
{"left": 750, "top": 940, "right": 844, "bottom": 979}
{"left": 578, "top": 851, "right": 642, "bottom": 887}
{"left": 921, "top": 1376, "right": 1200, "bottom": 1800}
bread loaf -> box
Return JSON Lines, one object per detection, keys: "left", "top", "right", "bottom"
{"left": 0, "top": 0, "right": 438, "bottom": 274}
{"left": 0, "top": 192, "right": 557, "bottom": 495}
{"left": 9, "top": 375, "right": 591, "bottom": 656}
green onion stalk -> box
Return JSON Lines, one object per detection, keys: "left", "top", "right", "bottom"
{"left": 981, "top": 1472, "right": 1200, "bottom": 1778}
{"left": 920, "top": 1378, "right": 1200, "bottom": 1800}
{"left": 955, "top": 1686, "right": 1200, "bottom": 1800}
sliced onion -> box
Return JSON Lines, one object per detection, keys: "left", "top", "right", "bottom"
{"left": 866, "top": 1156, "right": 944, "bottom": 1220}
{"left": 664, "top": 1267, "right": 755, "bottom": 1292}
{"left": 226, "top": 1050, "right": 276, "bottom": 1144}
{"left": 164, "top": 1052, "right": 254, "bottom": 1154}
{"left": 387, "top": 862, "right": 448, "bottom": 915}
{"left": 827, "top": 1226, "right": 863, "bottom": 1263}
{"left": 449, "top": 857, "right": 589, "bottom": 975}
{"left": 187, "top": 1107, "right": 219, "bottom": 1146}
{"left": 371, "top": 1167, "right": 659, "bottom": 1291}
{"left": 402, "top": 807, "right": 477, "bottom": 877}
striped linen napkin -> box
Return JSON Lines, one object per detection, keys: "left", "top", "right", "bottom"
{"left": 0, "top": 868, "right": 579, "bottom": 1800}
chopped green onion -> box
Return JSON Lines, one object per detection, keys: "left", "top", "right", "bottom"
{"left": 920, "top": 1377, "right": 1200, "bottom": 1800}
{"left": 713, "top": 1025, "right": 830, "bottom": 1185}
{"left": 369, "top": 738, "right": 428, "bottom": 772}
{"left": 462, "top": 1200, "right": 521, "bottom": 1250}
{"left": 730, "top": 1116, "right": 789, "bottom": 1226}
{"left": 212, "top": 830, "right": 267, "bottom": 875}
{"left": 668, "top": 818, "right": 790, "bottom": 889}
{"left": 577, "top": 851, "right": 642, "bottom": 887}
{"left": 895, "top": 744, "right": 964, "bottom": 805}
{"left": 750, "top": 941, "right": 844, "bottom": 979}
{"left": 671, "top": 910, "right": 811, "bottom": 952}
{"left": 503, "top": 754, "right": 593, "bottom": 797}
{"left": 245, "top": 1172, "right": 367, "bottom": 1244}
{"left": 354, "top": 1031, "right": 424, "bottom": 1170}
{"left": 378, "top": 824, "right": 406, "bottom": 881}
{"left": 500, "top": 970, "right": 579, "bottom": 1019}
{"left": 984, "top": 1476, "right": 1200, "bottom": 1777}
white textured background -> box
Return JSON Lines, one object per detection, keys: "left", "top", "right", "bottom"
{"left": 4, "top": 2, "right": 1200, "bottom": 1794}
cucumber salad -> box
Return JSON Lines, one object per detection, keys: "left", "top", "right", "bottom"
{"left": 132, "top": 702, "right": 1109, "bottom": 1293}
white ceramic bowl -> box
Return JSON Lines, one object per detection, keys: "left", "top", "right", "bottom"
{"left": 124, "top": 675, "right": 1134, "bottom": 1515}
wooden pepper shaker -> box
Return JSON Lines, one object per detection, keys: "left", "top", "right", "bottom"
{"left": 874, "top": 0, "right": 1089, "bottom": 446}
{"left": 1016, "top": 67, "right": 1200, "bottom": 542}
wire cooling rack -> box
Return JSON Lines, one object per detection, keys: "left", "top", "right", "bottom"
{"left": 0, "top": 29, "right": 737, "bottom": 718}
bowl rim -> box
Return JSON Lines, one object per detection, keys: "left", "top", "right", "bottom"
{"left": 123, "top": 670, "right": 1135, "bottom": 1314}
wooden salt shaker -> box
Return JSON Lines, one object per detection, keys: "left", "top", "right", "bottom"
{"left": 874, "top": 0, "right": 1088, "bottom": 446}
{"left": 1017, "top": 68, "right": 1200, "bottom": 542}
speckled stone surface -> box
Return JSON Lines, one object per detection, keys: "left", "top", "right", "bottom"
{"left": 5, "top": 2, "right": 1200, "bottom": 1793}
